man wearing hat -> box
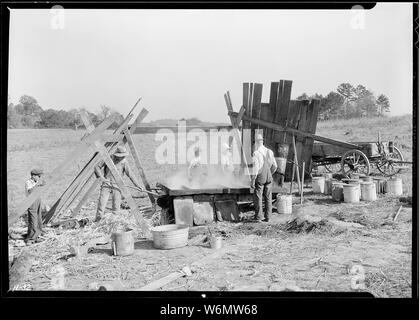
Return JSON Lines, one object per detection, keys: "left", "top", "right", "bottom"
{"left": 25, "top": 168, "right": 47, "bottom": 243}
{"left": 94, "top": 145, "right": 142, "bottom": 222}
{"left": 251, "top": 133, "right": 277, "bottom": 222}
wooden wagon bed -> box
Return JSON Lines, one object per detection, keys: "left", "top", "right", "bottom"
{"left": 312, "top": 141, "right": 392, "bottom": 158}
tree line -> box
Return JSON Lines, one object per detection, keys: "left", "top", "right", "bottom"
{"left": 7, "top": 95, "right": 124, "bottom": 129}
{"left": 8, "top": 84, "right": 391, "bottom": 129}
{"left": 296, "top": 83, "right": 390, "bottom": 121}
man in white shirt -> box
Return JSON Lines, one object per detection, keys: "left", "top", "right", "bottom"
{"left": 25, "top": 168, "right": 47, "bottom": 244}
{"left": 251, "top": 133, "right": 278, "bottom": 222}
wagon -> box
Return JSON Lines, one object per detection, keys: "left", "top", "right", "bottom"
{"left": 311, "top": 140, "right": 406, "bottom": 177}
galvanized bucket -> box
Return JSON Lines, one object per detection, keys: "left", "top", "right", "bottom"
{"left": 151, "top": 224, "right": 189, "bottom": 250}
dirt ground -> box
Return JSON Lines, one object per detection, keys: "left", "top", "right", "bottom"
{"left": 7, "top": 116, "right": 413, "bottom": 296}
{"left": 8, "top": 175, "right": 412, "bottom": 297}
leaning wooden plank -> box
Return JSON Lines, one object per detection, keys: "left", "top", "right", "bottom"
{"left": 132, "top": 125, "right": 233, "bottom": 134}
{"left": 295, "top": 100, "right": 310, "bottom": 180}
{"left": 53, "top": 173, "right": 96, "bottom": 221}
{"left": 228, "top": 112, "right": 359, "bottom": 150}
{"left": 302, "top": 99, "right": 320, "bottom": 175}
{"left": 70, "top": 176, "right": 101, "bottom": 217}
{"left": 44, "top": 151, "right": 102, "bottom": 223}
{"left": 284, "top": 100, "right": 302, "bottom": 180}
{"left": 135, "top": 244, "right": 230, "bottom": 291}
{"left": 44, "top": 151, "right": 99, "bottom": 223}
{"left": 123, "top": 129, "right": 155, "bottom": 205}
{"left": 94, "top": 141, "right": 151, "bottom": 238}
{"left": 8, "top": 114, "right": 118, "bottom": 228}
{"left": 236, "top": 105, "right": 247, "bottom": 126}
{"left": 224, "top": 92, "right": 251, "bottom": 180}
{"left": 49, "top": 112, "right": 134, "bottom": 222}
{"left": 251, "top": 83, "right": 263, "bottom": 131}
{"left": 242, "top": 83, "right": 251, "bottom": 164}
{"left": 274, "top": 80, "right": 293, "bottom": 144}
{"left": 71, "top": 110, "right": 148, "bottom": 217}
{"left": 266, "top": 82, "right": 279, "bottom": 148}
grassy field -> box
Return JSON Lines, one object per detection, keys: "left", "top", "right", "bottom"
{"left": 7, "top": 114, "right": 412, "bottom": 212}
{"left": 7, "top": 115, "right": 413, "bottom": 296}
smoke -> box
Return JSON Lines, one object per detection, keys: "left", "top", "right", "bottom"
{"left": 163, "top": 165, "right": 250, "bottom": 190}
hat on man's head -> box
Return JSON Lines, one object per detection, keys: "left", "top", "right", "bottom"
{"left": 113, "top": 146, "right": 129, "bottom": 157}
{"left": 255, "top": 133, "right": 264, "bottom": 141}
{"left": 31, "top": 168, "right": 44, "bottom": 176}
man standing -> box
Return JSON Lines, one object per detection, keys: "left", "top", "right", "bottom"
{"left": 94, "top": 145, "right": 142, "bottom": 222}
{"left": 25, "top": 168, "right": 47, "bottom": 244}
{"left": 251, "top": 134, "right": 277, "bottom": 222}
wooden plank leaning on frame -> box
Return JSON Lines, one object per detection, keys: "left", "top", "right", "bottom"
{"left": 81, "top": 111, "right": 151, "bottom": 237}
{"left": 8, "top": 114, "right": 118, "bottom": 229}
{"left": 68, "top": 108, "right": 150, "bottom": 219}
{"left": 44, "top": 112, "right": 136, "bottom": 223}
{"left": 224, "top": 91, "right": 251, "bottom": 181}
{"left": 44, "top": 100, "right": 143, "bottom": 223}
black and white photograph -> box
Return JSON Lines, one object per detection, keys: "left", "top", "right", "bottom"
{"left": 3, "top": 2, "right": 416, "bottom": 301}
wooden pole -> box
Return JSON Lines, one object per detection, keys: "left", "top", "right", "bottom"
{"left": 70, "top": 177, "right": 101, "bottom": 217}
{"left": 224, "top": 91, "right": 251, "bottom": 180}
{"left": 292, "top": 135, "right": 301, "bottom": 193}
{"left": 300, "top": 161, "right": 305, "bottom": 204}
{"left": 123, "top": 129, "right": 156, "bottom": 205}
{"left": 290, "top": 159, "right": 295, "bottom": 195}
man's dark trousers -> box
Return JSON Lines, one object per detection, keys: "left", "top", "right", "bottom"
{"left": 26, "top": 198, "right": 44, "bottom": 240}
{"left": 253, "top": 152, "right": 273, "bottom": 220}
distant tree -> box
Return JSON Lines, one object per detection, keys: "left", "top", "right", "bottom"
{"left": 376, "top": 94, "right": 390, "bottom": 116}
{"left": 337, "top": 83, "right": 356, "bottom": 118}
{"left": 7, "top": 103, "right": 21, "bottom": 128}
{"left": 356, "top": 92, "right": 377, "bottom": 117}
{"left": 98, "top": 104, "right": 111, "bottom": 121}
{"left": 186, "top": 117, "right": 202, "bottom": 126}
{"left": 297, "top": 93, "right": 310, "bottom": 100}
{"left": 319, "top": 91, "right": 344, "bottom": 120}
{"left": 19, "top": 95, "right": 43, "bottom": 116}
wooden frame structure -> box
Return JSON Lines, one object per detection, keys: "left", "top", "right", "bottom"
{"left": 225, "top": 81, "right": 322, "bottom": 181}
{"left": 8, "top": 102, "right": 156, "bottom": 238}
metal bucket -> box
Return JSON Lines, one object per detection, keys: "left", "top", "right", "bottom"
{"left": 332, "top": 182, "right": 344, "bottom": 202}
{"left": 360, "top": 182, "right": 377, "bottom": 201}
{"left": 275, "top": 157, "right": 287, "bottom": 175}
{"left": 324, "top": 179, "right": 336, "bottom": 195}
{"left": 312, "top": 177, "right": 325, "bottom": 194}
{"left": 343, "top": 184, "right": 360, "bottom": 203}
{"left": 209, "top": 236, "right": 222, "bottom": 249}
{"left": 151, "top": 224, "right": 189, "bottom": 249}
{"left": 111, "top": 229, "right": 134, "bottom": 256}
{"left": 276, "top": 194, "right": 292, "bottom": 214}
{"left": 386, "top": 178, "right": 403, "bottom": 196}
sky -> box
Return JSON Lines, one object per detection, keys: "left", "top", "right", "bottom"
{"left": 8, "top": 4, "right": 413, "bottom": 122}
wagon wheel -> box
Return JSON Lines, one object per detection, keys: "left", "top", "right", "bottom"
{"left": 376, "top": 146, "right": 404, "bottom": 177}
{"left": 341, "top": 149, "right": 370, "bottom": 176}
